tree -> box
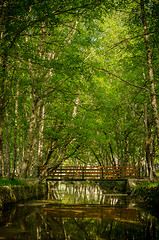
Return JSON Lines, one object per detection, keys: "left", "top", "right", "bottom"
{"left": 140, "top": 0, "right": 159, "bottom": 145}
{"left": 1, "top": 0, "right": 158, "bottom": 180}
{"left": 0, "top": 0, "right": 109, "bottom": 178}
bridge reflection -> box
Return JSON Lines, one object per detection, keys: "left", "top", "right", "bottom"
{"left": 46, "top": 182, "right": 138, "bottom": 222}
{"left": 1, "top": 181, "right": 157, "bottom": 240}
{"left": 44, "top": 205, "right": 138, "bottom": 222}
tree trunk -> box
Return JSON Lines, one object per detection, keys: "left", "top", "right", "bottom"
{"left": 140, "top": 0, "right": 159, "bottom": 145}
{"left": 11, "top": 83, "right": 19, "bottom": 179}
{"left": 21, "top": 91, "right": 38, "bottom": 178}
{"left": 36, "top": 147, "right": 67, "bottom": 183}
{"left": 91, "top": 148, "right": 102, "bottom": 166}
{"left": 72, "top": 96, "right": 80, "bottom": 117}
{"left": 0, "top": 0, "right": 8, "bottom": 176}
{"left": 108, "top": 143, "right": 116, "bottom": 166}
{"left": 0, "top": 113, "right": 3, "bottom": 176}
{"left": 37, "top": 104, "right": 45, "bottom": 165}
{"left": 0, "top": 54, "right": 7, "bottom": 176}
{"left": 151, "top": 131, "right": 157, "bottom": 177}
{"left": 144, "top": 103, "right": 154, "bottom": 181}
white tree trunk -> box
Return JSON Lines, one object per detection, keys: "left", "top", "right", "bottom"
{"left": 140, "top": 0, "right": 159, "bottom": 145}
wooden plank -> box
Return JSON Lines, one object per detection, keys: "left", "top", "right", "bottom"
{"left": 38, "top": 165, "right": 140, "bottom": 180}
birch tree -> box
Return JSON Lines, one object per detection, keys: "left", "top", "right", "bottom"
{"left": 140, "top": 0, "right": 159, "bottom": 145}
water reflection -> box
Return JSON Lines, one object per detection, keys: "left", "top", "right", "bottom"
{"left": 48, "top": 182, "right": 128, "bottom": 206}
{"left": 0, "top": 182, "right": 159, "bottom": 240}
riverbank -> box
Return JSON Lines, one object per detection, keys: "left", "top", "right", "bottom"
{"left": 99, "top": 178, "right": 159, "bottom": 216}
{"left": 133, "top": 181, "right": 159, "bottom": 214}
{"left": 1, "top": 177, "right": 159, "bottom": 213}
{"left": 0, "top": 184, "right": 47, "bottom": 209}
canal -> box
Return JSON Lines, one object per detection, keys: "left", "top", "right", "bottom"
{"left": 0, "top": 182, "right": 159, "bottom": 239}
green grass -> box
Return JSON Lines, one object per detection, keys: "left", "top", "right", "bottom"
{"left": 136, "top": 181, "right": 159, "bottom": 191}
{"left": 0, "top": 178, "right": 28, "bottom": 187}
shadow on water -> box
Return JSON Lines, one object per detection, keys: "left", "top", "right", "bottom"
{"left": 0, "top": 181, "right": 159, "bottom": 240}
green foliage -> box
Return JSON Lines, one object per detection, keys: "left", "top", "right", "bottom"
{"left": 135, "top": 181, "right": 159, "bottom": 215}
{"left": 136, "top": 181, "right": 159, "bottom": 190}
{"left": 1, "top": 0, "right": 159, "bottom": 178}
{"left": 0, "top": 178, "right": 28, "bottom": 187}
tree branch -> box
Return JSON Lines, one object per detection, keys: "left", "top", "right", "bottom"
{"left": 92, "top": 65, "right": 152, "bottom": 93}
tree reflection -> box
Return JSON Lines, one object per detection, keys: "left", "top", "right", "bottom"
{"left": 48, "top": 182, "right": 128, "bottom": 206}
{"left": 1, "top": 204, "right": 159, "bottom": 240}
{"left": 0, "top": 182, "right": 159, "bottom": 240}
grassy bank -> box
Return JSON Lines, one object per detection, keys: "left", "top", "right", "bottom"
{"left": 0, "top": 184, "right": 47, "bottom": 209}
{"left": 0, "top": 178, "right": 47, "bottom": 209}
{"left": 135, "top": 181, "right": 159, "bottom": 201}
{"left": 0, "top": 178, "right": 29, "bottom": 187}
{"left": 134, "top": 181, "right": 159, "bottom": 216}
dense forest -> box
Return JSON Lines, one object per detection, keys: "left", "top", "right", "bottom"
{"left": 0, "top": 0, "right": 159, "bottom": 181}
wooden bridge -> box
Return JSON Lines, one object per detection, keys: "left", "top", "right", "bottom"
{"left": 38, "top": 165, "right": 140, "bottom": 181}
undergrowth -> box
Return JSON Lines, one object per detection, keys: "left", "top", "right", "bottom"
{"left": 136, "top": 181, "right": 159, "bottom": 189}
{"left": 0, "top": 178, "right": 28, "bottom": 187}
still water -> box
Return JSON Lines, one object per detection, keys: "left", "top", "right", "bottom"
{"left": 0, "top": 182, "right": 159, "bottom": 240}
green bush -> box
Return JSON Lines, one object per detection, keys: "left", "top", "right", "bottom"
{"left": 135, "top": 182, "right": 159, "bottom": 207}
{"left": 0, "top": 178, "right": 28, "bottom": 187}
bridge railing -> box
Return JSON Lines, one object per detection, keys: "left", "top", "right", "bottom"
{"left": 38, "top": 165, "right": 140, "bottom": 180}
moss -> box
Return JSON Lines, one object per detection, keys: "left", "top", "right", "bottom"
{"left": 99, "top": 180, "right": 127, "bottom": 193}
{"left": 134, "top": 182, "right": 159, "bottom": 209}
{"left": 0, "top": 184, "right": 47, "bottom": 209}
{"left": 133, "top": 182, "right": 159, "bottom": 217}
{"left": 136, "top": 181, "right": 159, "bottom": 189}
